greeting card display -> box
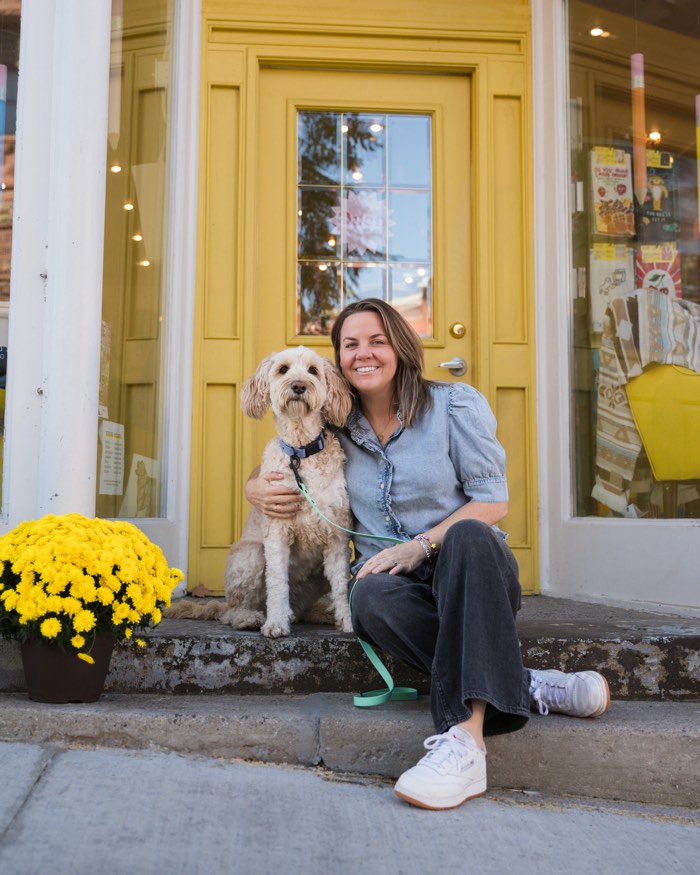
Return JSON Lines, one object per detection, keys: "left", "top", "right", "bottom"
{"left": 636, "top": 150, "right": 679, "bottom": 243}
{"left": 589, "top": 147, "right": 635, "bottom": 237}
{"left": 635, "top": 243, "right": 682, "bottom": 298}
{"left": 589, "top": 243, "right": 635, "bottom": 337}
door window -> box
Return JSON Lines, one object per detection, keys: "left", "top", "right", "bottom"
{"left": 296, "top": 110, "right": 433, "bottom": 336}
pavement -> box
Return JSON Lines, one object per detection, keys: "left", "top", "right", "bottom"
{"left": 1, "top": 740, "right": 699, "bottom": 875}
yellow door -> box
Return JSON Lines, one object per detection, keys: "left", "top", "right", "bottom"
{"left": 253, "top": 67, "right": 471, "bottom": 457}
{"left": 191, "top": 2, "right": 537, "bottom": 595}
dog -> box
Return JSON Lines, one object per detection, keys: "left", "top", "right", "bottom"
{"left": 167, "top": 346, "right": 354, "bottom": 638}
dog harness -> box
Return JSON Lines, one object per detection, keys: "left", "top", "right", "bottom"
{"left": 279, "top": 430, "right": 325, "bottom": 488}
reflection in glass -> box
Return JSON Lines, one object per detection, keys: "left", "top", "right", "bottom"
{"left": 568, "top": 0, "right": 700, "bottom": 520}
{"left": 389, "top": 191, "right": 431, "bottom": 262}
{"left": 298, "top": 188, "right": 340, "bottom": 258}
{"left": 298, "top": 262, "right": 341, "bottom": 335}
{"left": 96, "top": 0, "right": 174, "bottom": 519}
{"left": 297, "top": 110, "right": 433, "bottom": 336}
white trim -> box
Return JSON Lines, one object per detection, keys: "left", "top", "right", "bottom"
{"left": 532, "top": 0, "right": 700, "bottom": 613}
{"left": 134, "top": 0, "right": 201, "bottom": 588}
{"left": 4, "top": 1, "right": 112, "bottom": 526}
{"left": 532, "top": 0, "right": 572, "bottom": 595}
{"left": 2, "top": 0, "right": 54, "bottom": 525}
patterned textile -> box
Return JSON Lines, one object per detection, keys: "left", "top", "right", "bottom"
{"left": 593, "top": 289, "right": 700, "bottom": 513}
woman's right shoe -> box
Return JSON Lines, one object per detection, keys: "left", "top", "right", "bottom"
{"left": 394, "top": 725, "right": 487, "bottom": 810}
{"left": 528, "top": 668, "right": 610, "bottom": 717}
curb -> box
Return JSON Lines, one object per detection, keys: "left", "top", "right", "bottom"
{"left": 1, "top": 693, "right": 698, "bottom": 808}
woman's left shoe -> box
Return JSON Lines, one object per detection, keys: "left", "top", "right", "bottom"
{"left": 528, "top": 668, "right": 610, "bottom": 717}
{"left": 394, "top": 726, "right": 487, "bottom": 810}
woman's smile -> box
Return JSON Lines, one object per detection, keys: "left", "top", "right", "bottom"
{"left": 339, "top": 311, "right": 398, "bottom": 398}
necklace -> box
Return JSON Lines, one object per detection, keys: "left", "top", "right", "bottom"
{"left": 367, "top": 404, "right": 398, "bottom": 443}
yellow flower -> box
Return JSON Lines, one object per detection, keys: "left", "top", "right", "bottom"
{"left": 77, "top": 653, "right": 95, "bottom": 664}
{"left": 124, "top": 627, "right": 133, "bottom": 639}
{"left": 40, "top": 617, "right": 62, "bottom": 638}
{"left": 71, "top": 634, "right": 86, "bottom": 648}
{"left": 73, "top": 609, "right": 97, "bottom": 633}
{"left": 136, "top": 638, "right": 147, "bottom": 648}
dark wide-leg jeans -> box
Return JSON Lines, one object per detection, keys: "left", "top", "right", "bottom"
{"left": 350, "top": 519, "right": 531, "bottom": 737}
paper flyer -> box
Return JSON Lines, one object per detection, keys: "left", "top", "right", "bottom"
{"left": 589, "top": 147, "right": 635, "bottom": 237}
{"left": 635, "top": 243, "right": 682, "bottom": 298}
{"left": 589, "top": 243, "right": 635, "bottom": 336}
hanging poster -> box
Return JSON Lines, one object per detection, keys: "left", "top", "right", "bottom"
{"left": 636, "top": 150, "right": 679, "bottom": 243}
{"left": 98, "top": 420, "right": 124, "bottom": 496}
{"left": 589, "top": 147, "right": 635, "bottom": 237}
{"left": 589, "top": 243, "right": 635, "bottom": 337}
{"left": 635, "top": 242, "right": 682, "bottom": 298}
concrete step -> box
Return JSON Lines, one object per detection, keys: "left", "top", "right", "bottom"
{"left": 3, "top": 596, "right": 697, "bottom": 699}
{"left": 0, "top": 692, "right": 697, "bottom": 808}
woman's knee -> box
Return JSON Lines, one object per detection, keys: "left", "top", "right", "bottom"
{"left": 442, "top": 518, "right": 493, "bottom": 552}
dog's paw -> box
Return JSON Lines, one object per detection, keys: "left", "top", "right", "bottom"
{"left": 334, "top": 605, "right": 353, "bottom": 634}
{"left": 261, "top": 618, "right": 291, "bottom": 638}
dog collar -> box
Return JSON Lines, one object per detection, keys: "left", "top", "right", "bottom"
{"left": 279, "top": 431, "right": 326, "bottom": 460}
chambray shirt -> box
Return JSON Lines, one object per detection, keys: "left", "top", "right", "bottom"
{"left": 337, "top": 382, "right": 509, "bottom": 577}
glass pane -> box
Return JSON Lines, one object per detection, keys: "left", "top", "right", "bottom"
{"left": 568, "top": 1, "right": 700, "bottom": 520}
{"left": 389, "top": 191, "right": 431, "bottom": 261}
{"left": 96, "top": 0, "right": 174, "bottom": 519}
{"left": 296, "top": 109, "right": 433, "bottom": 337}
{"left": 0, "top": 1, "right": 20, "bottom": 503}
{"left": 299, "top": 111, "right": 341, "bottom": 185}
{"left": 298, "top": 187, "right": 340, "bottom": 258}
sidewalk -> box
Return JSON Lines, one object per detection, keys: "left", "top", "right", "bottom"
{"left": 1, "top": 741, "right": 698, "bottom": 875}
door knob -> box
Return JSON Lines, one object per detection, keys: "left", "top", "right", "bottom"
{"left": 438, "top": 357, "right": 468, "bottom": 377}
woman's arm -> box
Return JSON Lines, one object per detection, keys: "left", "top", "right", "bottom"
{"left": 355, "top": 500, "right": 508, "bottom": 579}
{"left": 245, "top": 467, "right": 305, "bottom": 519}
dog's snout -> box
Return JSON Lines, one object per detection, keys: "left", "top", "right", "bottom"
{"left": 291, "top": 382, "right": 307, "bottom": 396}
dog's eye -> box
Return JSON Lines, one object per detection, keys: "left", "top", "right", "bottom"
{"left": 279, "top": 365, "right": 289, "bottom": 374}
{"left": 308, "top": 366, "right": 318, "bottom": 376}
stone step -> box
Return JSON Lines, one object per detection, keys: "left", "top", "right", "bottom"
{"left": 1, "top": 596, "right": 699, "bottom": 699}
{"left": 0, "top": 692, "right": 698, "bottom": 808}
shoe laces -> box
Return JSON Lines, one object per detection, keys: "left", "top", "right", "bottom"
{"left": 421, "top": 731, "right": 476, "bottom": 771}
{"left": 531, "top": 679, "right": 569, "bottom": 716}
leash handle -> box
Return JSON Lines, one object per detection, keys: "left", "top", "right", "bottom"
{"left": 349, "top": 577, "right": 418, "bottom": 708}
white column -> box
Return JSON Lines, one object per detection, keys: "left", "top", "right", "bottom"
{"left": 38, "top": 1, "right": 112, "bottom": 516}
{"left": 3, "top": 0, "right": 55, "bottom": 525}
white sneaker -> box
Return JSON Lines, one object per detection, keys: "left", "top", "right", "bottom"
{"left": 394, "top": 726, "right": 487, "bottom": 810}
{"left": 529, "top": 668, "right": 610, "bottom": 717}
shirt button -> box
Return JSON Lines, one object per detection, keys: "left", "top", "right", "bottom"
{"left": 378, "top": 482, "right": 384, "bottom": 488}
{"left": 384, "top": 515, "right": 391, "bottom": 521}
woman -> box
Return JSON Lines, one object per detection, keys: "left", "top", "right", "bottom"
{"left": 247, "top": 298, "right": 609, "bottom": 810}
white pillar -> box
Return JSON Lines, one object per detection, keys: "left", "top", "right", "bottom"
{"left": 38, "top": 1, "right": 112, "bottom": 515}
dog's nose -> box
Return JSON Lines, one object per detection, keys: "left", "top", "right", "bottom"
{"left": 291, "top": 382, "right": 307, "bottom": 396}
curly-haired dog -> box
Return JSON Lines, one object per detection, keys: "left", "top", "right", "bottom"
{"left": 167, "top": 347, "right": 354, "bottom": 638}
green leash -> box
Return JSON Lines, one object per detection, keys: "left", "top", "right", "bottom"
{"left": 295, "top": 480, "right": 419, "bottom": 708}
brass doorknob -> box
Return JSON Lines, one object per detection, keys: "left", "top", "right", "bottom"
{"left": 449, "top": 322, "right": 466, "bottom": 338}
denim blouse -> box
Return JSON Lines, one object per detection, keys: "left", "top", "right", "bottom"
{"left": 336, "top": 382, "right": 508, "bottom": 576}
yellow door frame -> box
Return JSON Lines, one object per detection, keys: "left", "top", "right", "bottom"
{"left": 191, "top": 0, "right": 538, "bottom": 593}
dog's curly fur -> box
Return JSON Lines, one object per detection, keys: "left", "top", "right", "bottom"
{"left": 167, "top": 347, "right": 354, "bottom": 638}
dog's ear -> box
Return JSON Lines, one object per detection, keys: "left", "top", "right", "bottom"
{"left": 321, "top": 357, "right": 353, "bottom": 427}
{"left": 240, "top": 355, "right": 275, "bottom": 419}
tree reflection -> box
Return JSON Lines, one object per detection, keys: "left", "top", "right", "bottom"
{"left": 298, "top": 112, "right": 383, "bottom": 333}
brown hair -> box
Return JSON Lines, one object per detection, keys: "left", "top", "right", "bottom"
{"left": 330, "top": 298, "right": 433, "bottom": 428}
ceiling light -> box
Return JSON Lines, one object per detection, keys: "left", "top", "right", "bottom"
{"left": 123, "top": 202, "right": 134, "bottom": 211}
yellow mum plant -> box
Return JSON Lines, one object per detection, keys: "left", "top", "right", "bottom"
{"left": 0, "top": 513, "right": 183, "bottom": 662}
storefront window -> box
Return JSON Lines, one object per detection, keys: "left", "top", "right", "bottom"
{"left": 96, "top": 0, "right": 174, "bottom": 519}
{"left": 0, "top": 2, "right": 20, "bottom": 501}
{"left": 568, "top": 0, "right": 700, "bottom": 519}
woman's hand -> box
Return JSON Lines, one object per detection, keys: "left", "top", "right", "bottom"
{"left": 245, "top": 470, "right": 305, "bottom": 519}
{"left": 356, "top": 539, "right": 427, "bottom": 579}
